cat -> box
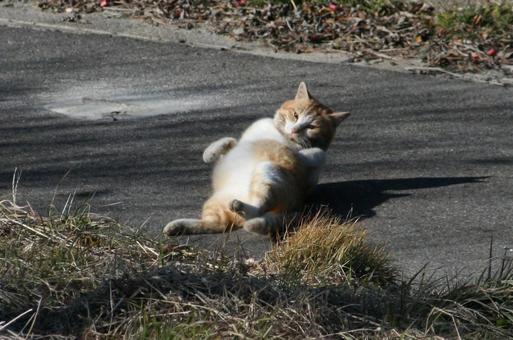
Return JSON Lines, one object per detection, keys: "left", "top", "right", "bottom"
{"left": 163, "top": 82, "right": 350, "bottom": 237}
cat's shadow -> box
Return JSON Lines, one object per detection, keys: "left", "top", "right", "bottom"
{"left": 306, "top": 176, "right": 488, "bottom": 220}
{"left": 175, "top": 176, "right": 488, "bottom": 260}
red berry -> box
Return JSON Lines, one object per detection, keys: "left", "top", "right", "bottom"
{"left": 328, "top": 3, "right": 337, "bottom": 11}
{"left": 233, "top": 0, "right": 246, "bottom": 7}
{"left": 99, "top": 0, "right": 108, "bottom": 7}
{"left": 486, "top": 48, "right": 497, "bottom": 57}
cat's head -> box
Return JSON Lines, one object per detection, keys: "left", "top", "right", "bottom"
{"left": 273, "top": 82, "right": 350, "bottom": 150}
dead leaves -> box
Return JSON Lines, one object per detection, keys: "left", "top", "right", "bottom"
{"left": 37, "top": 0, "right": 513, "bottom": 74}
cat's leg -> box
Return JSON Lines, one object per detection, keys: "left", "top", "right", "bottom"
{"left": 202, "top": 137, "right": 237, "bottom": 164}
{"left": 298, "top": 147, "right": 326, "bottom": 168}
{"left": 298, "top": 147, "right": 326, "bottom": 187}
{"left": 229, "top": 162, "right": 282, "bottom": 220}
{"left": 229, "top": 162, "right": 293, "bottom": 238}
{"left": 163, "top": 216, "right": 239, "bottom": 236}
{"left": 163, "top": 218, "right": 214, "bottom": 236}
{"left": 163, "top": 195, "right": 244, "bottom": 236}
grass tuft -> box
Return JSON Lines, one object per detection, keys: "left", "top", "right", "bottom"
{"left": 265, "top": 212, "right": 396, "bottom": 286}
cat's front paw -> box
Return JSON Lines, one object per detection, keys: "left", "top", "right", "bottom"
{"left": 202, "top": 149, "right": 220, "bottom": 164}
{"left": 202, "top": 137, "right": 237, "bottom": 164}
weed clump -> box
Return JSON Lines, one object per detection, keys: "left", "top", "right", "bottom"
{"left": 265, "top": 213, "right": 396, "bottom": 286}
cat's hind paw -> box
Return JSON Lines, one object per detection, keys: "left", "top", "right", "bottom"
{"left": 163, "top": 218, "right": 200, "bottom": 236}
{"left": 243, "top": 217, "right": 269, "bottom": 235}
{"left": 230, "top": 199, "right": 246, "bottom": 215}
{"left": 163, "top": 220, "right": 185, "bottom": 236}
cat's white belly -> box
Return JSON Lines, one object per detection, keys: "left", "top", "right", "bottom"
{"left": 213, "top": 118, "right": 291, "bottom": 202}
{"left": 213, "top": 142, "right": 259, "bottom": 201}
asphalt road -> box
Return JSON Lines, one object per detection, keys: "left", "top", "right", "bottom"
{"left": 1, "top": 24, "right": 513, "bottom": 276}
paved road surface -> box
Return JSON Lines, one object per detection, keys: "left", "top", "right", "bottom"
{"left": 1, "top": 25, "right": 513, "bottom": 276}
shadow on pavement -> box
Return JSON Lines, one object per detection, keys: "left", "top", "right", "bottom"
{"left": 307, "top": 176, "right": 488, "bottom": 220}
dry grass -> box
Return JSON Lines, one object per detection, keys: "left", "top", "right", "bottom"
{"left": 265, "top": 212, "right": 396, "bottom": 286}
{"left": 1, "top": 178, "right": 513, "bottom": 338}
{"left": 0, "top": 197, "right": 165, "bottom": 337}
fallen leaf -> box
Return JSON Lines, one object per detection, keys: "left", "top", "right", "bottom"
{"left": 470, "top": 52, "right": 481, "bottom": 63}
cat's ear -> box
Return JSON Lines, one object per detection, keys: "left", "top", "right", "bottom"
{"left": 295, "top": 82, "right": 311, "bottom": 100}
{"left": 330, "top": 111, "right": 350, "bottom": 126}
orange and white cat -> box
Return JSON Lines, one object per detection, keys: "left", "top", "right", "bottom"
{"left": 163, "top": 82, "right": 350, "bottom": 237}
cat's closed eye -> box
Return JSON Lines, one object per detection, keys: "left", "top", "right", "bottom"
{"left": 293, "top": 112, "right": 299, "bottom": 120}
{"left": 307, "top": 119, "right": 320, "bottom": 129}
